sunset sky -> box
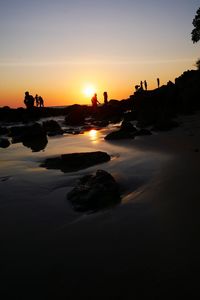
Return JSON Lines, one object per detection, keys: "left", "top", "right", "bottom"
{"left": 0, "top": 0, "right": 200, "bottom": 108}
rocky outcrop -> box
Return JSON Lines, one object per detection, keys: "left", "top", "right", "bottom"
{"left": 67, "top": 169, "right": 121, "bottom": 212}
{"left": 0, "top": 138, "right": 10, "bottom": 148}
{"left": 41, "top": 151, "right": 111, "bottom": 172}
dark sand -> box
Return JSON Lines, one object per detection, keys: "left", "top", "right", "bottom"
{"left": 1, "top": 114, "right": 200, "bottom": 299}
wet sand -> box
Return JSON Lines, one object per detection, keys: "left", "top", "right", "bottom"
{"left": 1, "top": 114, "right": 200, "bottom": 299}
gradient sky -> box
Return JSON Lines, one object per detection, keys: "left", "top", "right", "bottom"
{"left": 0, "top": 0, "right": 200, "bottom": 107}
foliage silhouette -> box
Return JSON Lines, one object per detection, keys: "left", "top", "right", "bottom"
{"left": 191, "top": 7, "right": 200, "bottom": 43}
{"left": 195, "top": 58, "right": 200, "bottom": 70}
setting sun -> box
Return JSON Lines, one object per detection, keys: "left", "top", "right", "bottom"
{"left": 83, "top": 85, "right": 96, "bottom": 97}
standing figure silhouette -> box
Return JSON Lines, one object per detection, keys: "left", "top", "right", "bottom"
{"left": 91, "top": 93, "right": 100, "bottom": 109}
{"left": 144, "top": 80, "right": 147, "bottom": 90}
{"left": 103, "top": 91, "right": 108, "bottom": 105}
{"left": 157, "top": 78, "right": 160, "bottom": 88}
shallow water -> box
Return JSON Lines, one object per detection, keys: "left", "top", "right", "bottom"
{"left": 0, "top": 123, "right": 169, "bottom": 229}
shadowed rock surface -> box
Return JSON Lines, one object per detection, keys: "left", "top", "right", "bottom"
{"left": 0, "top": 138, "right": 10, "bottom": 148}
{"left": 42, "top": 120, "right": 64, "bottom": 136}
{"left": 0, "top": 127, "right": 9, "bottom": 136}
{"left": 41, "top": 151, "right": 111, "bottom": 172}
{"left": 9, "top": 123, "right": 48, "bottom": 151}
{"left": 67, "top": 169, "right": 121, "bottom": 212}
{"left": 22, "top": 135, "right": 48, "bottom": 152}
{"left": 105, "top": 129, "right": 135, "bottom": 140}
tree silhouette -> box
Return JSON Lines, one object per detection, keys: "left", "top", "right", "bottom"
{"left": 195, "top": 58, "right": 200, "bottom": 70}
{"left": 191, "top": 7, "right": 200, "bottom": 43}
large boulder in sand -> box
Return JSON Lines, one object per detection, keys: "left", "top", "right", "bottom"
{"left": 41, "top": 151, "right": 110, "bottom": 172}
{"left": 67, "top": 169, "right": 121, "bottom": 212}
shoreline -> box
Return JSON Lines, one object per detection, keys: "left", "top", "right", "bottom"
{"left": 1, "top": 111, "right": 200, "bottom": 298}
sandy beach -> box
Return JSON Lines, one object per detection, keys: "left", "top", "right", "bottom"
{"left": 1, "top": 112, "right": 200, "bottom": 299}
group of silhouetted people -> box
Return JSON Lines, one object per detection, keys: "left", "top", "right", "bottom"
{"left": 135, "top": 78, "right": 160, "bottom": 92}
{"left": 91, "top": 91, "right": 108, "bottom": 109}
{"left": 24, "top": 91, "right": 44, "bottom": 109}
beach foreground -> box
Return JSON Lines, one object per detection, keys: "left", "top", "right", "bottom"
{"left": 1, "top": 112, "right": 200, "bottom": 299}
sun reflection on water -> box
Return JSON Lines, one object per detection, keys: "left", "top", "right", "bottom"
{"left": 88, "top": 129, "right": 99, "bottom": 143}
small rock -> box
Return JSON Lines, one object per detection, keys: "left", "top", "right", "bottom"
{"left": 67, "top": 170, "right": 121, "bottom": 212}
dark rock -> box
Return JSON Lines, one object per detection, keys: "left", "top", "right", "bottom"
{"left": 21, "top": 123, "right": 48, "bottom": 152}
{"left": 0, "top": 127, "right": 9, "bottom": 136}
{"left": 22, "top": 135, "right": 48, "bottom": 152}
{"left": 9, "top": 125, "right": 27, "bottom": 139}
{"left": 120, "top": 121, "right": 137, "bottom": 132}
{"left": 65, "top": 106, "right": 86, "bottom": 126}
{"left": 0, "top": 138, "right": 10, "bottom": 148}
{"left": 67, "top": 169, "right": 121, "bottom": 212}
{"left": 9, "top": 123, "right": 48, "bottom": 151}
{"left": 105, "top": 130, "right": 135, "bottom": 140}
{"left": 42, "top": 120, "right": 63, "bottom": 136}
{"left": 123, "top": 111, "right": 137, "bottom": 122}
{"left": 41, "top": 151, "right": 111, "bottom": 172}
{"left": 10, "top": 123, "right": 46, "bottom": 139}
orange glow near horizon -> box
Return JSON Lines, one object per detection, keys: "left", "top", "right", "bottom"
{"left": 0, "top": 58, "right": 197, "bottom": 108}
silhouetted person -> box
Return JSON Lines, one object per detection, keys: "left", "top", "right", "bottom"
{"left": 140, "top": 81, "right": 143, "bottom": 90}
{"left": 91, "top": 93, "right": 100, "bottom": 109}
{"left": 144, "top": 80, "right": 147, "bottom": 90}
{"left": 24, "top": 91, "right": 34, "bottom": 109}
{"left": 103, "top": 91, "right": 108, "bottom": 105}
{"left": 38, "top": 96, "right": 44, "bottom": 107}
{"left": 157, "top": 78, "right": 160, "bottom": 88}
{"left": 35, "top": 94, "right": 39, "bottom": 107}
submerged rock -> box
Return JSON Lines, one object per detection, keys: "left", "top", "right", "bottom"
{"left": 41, "top": 151, "right": 111, "bottom": 172}
{"left": 67, "top": 169, "right": 121, "bottom": 212}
